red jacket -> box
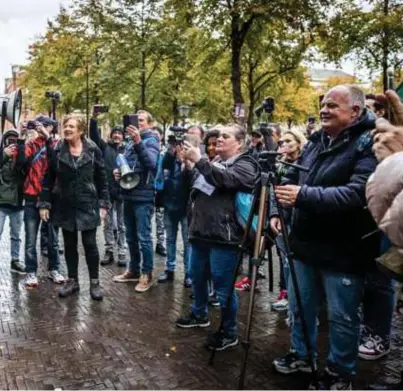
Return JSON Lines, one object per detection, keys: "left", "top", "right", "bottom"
{"left": 17, "top": 137, "right": 56, "bottom": 202}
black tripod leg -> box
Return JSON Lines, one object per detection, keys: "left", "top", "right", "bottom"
{"left": 209, "top": 189, "right": 259, "bottom": 366}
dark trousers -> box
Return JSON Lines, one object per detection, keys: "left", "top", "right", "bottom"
{"left": 62, "top": 228, "right": 99, "bottom": 280}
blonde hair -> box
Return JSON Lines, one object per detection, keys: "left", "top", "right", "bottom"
{"left": 281, "top": 128, "right": 307, "bottom": 154}
{"left": 61, "top": 114, "right": 87, "bottom": 137}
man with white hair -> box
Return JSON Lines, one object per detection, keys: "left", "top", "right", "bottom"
{"left": 270, "top": 85, "right": 381, "bottom": 389}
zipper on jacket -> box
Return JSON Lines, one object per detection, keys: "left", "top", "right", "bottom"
{"left": 226, "top": 215, "right": 231, "bottom": 241}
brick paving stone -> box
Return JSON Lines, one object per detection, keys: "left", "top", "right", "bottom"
{"left": 0, "top": 223, "right": 402, "bottom": 389}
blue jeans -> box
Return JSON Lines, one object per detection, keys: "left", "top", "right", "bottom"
{"left": 0, "top": 207, "right": 23, "bottom": 260}
{"left": 24, "top": 203, "right": 60, "bottom": 273}
{"left": 288, "top": 260, "right": 363, "bottom": 378}
{"left": 164, "top": 210, "right": 190, "bottom": 275}
{"left": 362, "top": 268, "right": 396, "bottom": 342}
{"left": 191, "top": 242, "right": 239, "bottom": 337}
{"left": 124, "top": 201, "right": 154, "bottom": 274}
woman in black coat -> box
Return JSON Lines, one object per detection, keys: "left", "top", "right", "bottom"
{"left": 39, "top": 114, "right": 110, "bottom": 300}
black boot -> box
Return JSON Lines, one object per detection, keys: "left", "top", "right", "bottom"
{"left": 59, "top": 279, "right": 80, "bottom": 298}
{"left": 158, "top": 270, "right": 174, "bottom": 283}
{"left": 90, "top": 279, "right": 103, "bottom": 301}
{"left": 101, "top": 251, "right": 114, "bottom": 266}
{"left": 155, "top": 243, "right": 167, "bottom": 256}
{"left": 117, "top": 253, "right": 127, "bottom": 267}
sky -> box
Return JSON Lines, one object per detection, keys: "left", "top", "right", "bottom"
{"left": 0, "top": 0, "right": 367, "bottom": 95}
{"left": 0, "top": 0, "right": 71, "bottom": 90}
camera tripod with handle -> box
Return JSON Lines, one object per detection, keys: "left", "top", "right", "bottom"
{"left": 208, "top": 151, "right": 319, "bottom": 390}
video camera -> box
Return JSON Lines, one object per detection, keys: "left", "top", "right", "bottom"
{"left": 168, "top": 125, "right": 187, "bottom": 145}
{"left": 255, "top": 97, "right": 275, "bottom": 118}
{"left": 45, "top": 91, "right": 61, "bottom": 101}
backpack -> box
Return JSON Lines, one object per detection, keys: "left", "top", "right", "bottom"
{"left": 154, "top": 153, "right": 164, "bottom": 191}
{"left": 235, "top": 192, "right": 258, "bottom": 235}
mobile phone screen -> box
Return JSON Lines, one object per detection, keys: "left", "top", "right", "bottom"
{"left": 123, "top": 114, "right": 139, "bottom": 129}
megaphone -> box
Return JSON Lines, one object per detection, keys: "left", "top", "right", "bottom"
{"left": 116, "top": 154, "right": 140, "bottom": 190}
{"left": 0, "top": 89, "right": 22, "bottom": 133}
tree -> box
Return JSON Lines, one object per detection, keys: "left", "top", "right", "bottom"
{"left": 318, "top": 0, "right": 403, "bottom": 91}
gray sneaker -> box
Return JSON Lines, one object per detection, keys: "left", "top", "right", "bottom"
{"left": 11, "top": 260, "right": 26, "bottom": 275}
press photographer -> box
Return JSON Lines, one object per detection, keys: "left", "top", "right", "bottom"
{"left": 271, "top": 85, "right": 380, "bottom": 389}
{"left": 175, "top": 124, "right": 259, "bottom": 351}
{"left": 0, "top": 129, "right": 25, "bottom": 274}
{"left": 112, "top": 110, "right": 160, "bottom": 293}
{"left": 157, "top": 135, "right": 193, "bottom": 286}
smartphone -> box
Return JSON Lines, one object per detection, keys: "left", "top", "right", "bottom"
{"left": 123, "top": 114, "right": 139, "bottom": 129}
{"left": 308, "top": 116, "right": 315, "bottom": 124}
{"left": 93, "top": 105, "right": 109, "bottom": 114}
{"left": 183, "top": 134, "right": 201, "bottom": 148}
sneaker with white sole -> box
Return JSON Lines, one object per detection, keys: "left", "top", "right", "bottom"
{"left": 135, "top": 273, "right": 153, "bottom": 292}
{"left": 48, "top": 270, "right": 65, "bottom": 284}
{"left": 273, "top": 352, "right": 315, "bottom": 374}
{"left": 272, "top": 289, "right": 288, "bottom": 312}
{"left": 359, "top": 334, "right": 390, "bottom": 360}
{"left": 113, "top": 270, "right": 140, "bottom": 283}
{"left": 23, "top": 273, "right": 39, "bottom": 288}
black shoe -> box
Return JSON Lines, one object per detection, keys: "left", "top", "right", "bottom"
{"left": 90, "top": 279, "right": 103, "bottom": 301}
{"left": 176, "top": 312, "right": 210, "bottom": 328}
{"left": 158, "top": 270, "right": 174, "bottom": 283}
{"left": 10, "top": 260, "right": 26, "bottom": 275}
{"left": 209, "top": 296, "right": 220, "bottom": 307}
{"left": 368, "top": 373, "right": 403, "bottom": 390}
{"left": 117, "top": 253, "right": 127, "bottom": 267}
{"left": 183, "top": 275, "right": 192, "bottom": 288}
{"left": 101, "top": 251, "right": 114, "bottom": 266}
{"left": 155, "top": 244, "right": 167, "bottom": 256}
{"left": 59, "top": 279, "right": 80, "bottom": 298}
{"left": 204, "top": 331, "right": 238, "bottom": 351}
{"left": 309, "top": 368, "right": 352, "bottom": 390}
{"left": 59, "top": 249, "right": 64, "bottom": 255}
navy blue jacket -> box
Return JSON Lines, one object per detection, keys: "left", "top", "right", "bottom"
{"left": 89, "top": 119, "right": 124, "bottom": 201}
{"left": 120, "top": 130, "right": 160, "bottom": 203}
{"left": 162, "top": 151, "right": 192, "bottom": 216}
{"left": 284, "top": 110, "right": 380, "bottom": 274}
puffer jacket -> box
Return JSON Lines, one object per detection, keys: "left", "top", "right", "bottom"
{"left": 120, "top": 130, "right": 160, "bottom": 203}
{"left": 39, "top": 138, "right": 110, "bottom": 232}
{"left": 188, "top": 153, "right": 259, "bottom": 247}
{"left": 283, "top": 109, "right": 381, "bottom": 275}
{"left": 366, "top": 152, "right": 403, "bottom": 280}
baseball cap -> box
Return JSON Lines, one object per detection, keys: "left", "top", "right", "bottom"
{"left": 35, "top": 115, "right": 58, "bottom": 128}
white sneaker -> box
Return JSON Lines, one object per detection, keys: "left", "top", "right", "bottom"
{"left": 48, "top": 270, "right": 65, "bottom": 284}
{"left": 23, "top": 273, "right": 39, "bottom": 288}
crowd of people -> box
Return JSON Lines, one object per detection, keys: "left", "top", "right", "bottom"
{"left": 0, "top": 83, "right": 402, "bottom": 389}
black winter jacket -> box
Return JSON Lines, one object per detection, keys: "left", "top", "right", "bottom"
{"left": 283, "top": 110, "right": 380, "bottom": 274}
{"left": 39, "top": 138, "right": 110, "bottom": 232}
{"left": 89, "top": 119, "right": 124, "bottom": 201}
{"left": 188, "top": 153, "right": 259, "bottom": 246}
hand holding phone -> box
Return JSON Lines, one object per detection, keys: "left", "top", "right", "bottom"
{"left": 123, "top": 114, "right": 139, "bottom": 130}
{"left": 126, "top": 125, "right": 141, "bottom": 144}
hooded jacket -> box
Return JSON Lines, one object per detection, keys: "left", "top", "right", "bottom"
{"left": 17, "top": 136, "right": 56, "bottom": 203}
{"left": 188, "top": 153, "right": 259, "bottom": 246}
{"left": 283, "top": 109, "right": 381, "bottom": 274}
{"left": 89, "top": 119, "right": 124, "bottom": 200}
{"left": 0, "top": 130, "right": 24, "bottom": 208}
{"left": 120, "top": 129, "right": 160, "bottom": 203}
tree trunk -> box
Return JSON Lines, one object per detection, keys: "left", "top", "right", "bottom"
{"left": 140, "top": 51, "right": 146, "bottom": 108}
{"left": 382, "top": 0, "right": 390, "bottom": 92}
{"left": 231, "top": 39, "right": 244, "bottom": 104}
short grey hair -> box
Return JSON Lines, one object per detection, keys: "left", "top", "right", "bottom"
{"left": 137, "top": 110, "right": 154, "bottom": 124}
{"left": 343, "top": 85, "right": 365, "bottom": 115}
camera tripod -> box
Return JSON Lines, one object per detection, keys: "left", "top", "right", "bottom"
{"left": 208, "top": 151, "right": 318, "bottom": 390}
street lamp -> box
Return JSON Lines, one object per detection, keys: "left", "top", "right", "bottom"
{"left": 11, "top": 65, "right": 20, "bottom": 90}
{"left": 178, "top": 105, "right": 190, "bottom": 118}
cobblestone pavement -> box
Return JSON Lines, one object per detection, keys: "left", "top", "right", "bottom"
{"left": 0, "top": 222, "right": 402, "bottom": 390}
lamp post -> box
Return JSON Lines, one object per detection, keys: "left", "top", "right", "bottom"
{"left": 178, "top": 105, "right": 190, "bottom": 126}
{"left": 11, "top": 65, "right": 20, "bottom": 90}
